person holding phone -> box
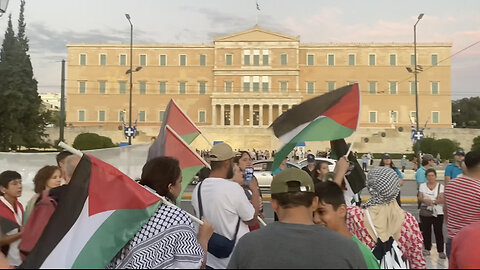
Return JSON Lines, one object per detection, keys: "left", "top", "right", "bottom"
{"left": 234, "top": 151, "right": 264, "bottom": 231}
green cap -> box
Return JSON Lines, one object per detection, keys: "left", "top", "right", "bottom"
{"left": 271, "top": 168, "right": 315, "bottom": 194}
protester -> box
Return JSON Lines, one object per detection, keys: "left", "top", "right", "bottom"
{"left": 301, "top": 153, "right": 316, "bottom": 178}
{"left": 444, "top": 150, "right": 465, "bottom": 185}
{"left": 444, "top": 150, "right": 480, "bottom": 258}
{"left": 418, "top": 168, "right": 445, "bottom": 259}
{"left": 55, "top": 151, "right": 73, "bottom": 181}
{"left": 107, "top": 157, "right": 214, "bottom": 269}
{"left": 367, "top": 152, "right": 373, "bottom": 166}
{"left": 23, "top": 166, "right": 62, "bottom": 223}
{"left": 379, "top": 153, "right": 403, "bottom": 206}
{"left": 0, "top": 171, "right": 24, "bottom": 267}
{"left": 401, "top": 155, "right": 407, "bottom": 173}
{"left": 312, "top": 160, "right": 331, "bottom": 184}
{"left": 449, "top": 221, "right": 480, "bottom": 269}
{"left": 314, "top": 180, "right": 379, "bottom": 269}
{"left": 191, "top": 143, "right": 259, "bottom": 269}
{"left": 228, "top": 168, "right": 366, "bottom": 269}
{"left": 415, "top": 154, "right": 435, "bottom": 190}
{"left": 346, "top": 167, "right": 426, "bottom": 269}
{"left": 436, "top": 153, "right": 441, "bottom": 166}
{"left": 362, "top": 154, "right": 368, "bottom": 172}
{"left": 49, "top": 155, "right": 81, "bottom": 204}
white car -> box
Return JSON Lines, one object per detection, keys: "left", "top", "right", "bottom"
{"left": 297, "top": 157, "right": 337, "bottom": 172}
{"left": 252, "top": 160, "right": 301, "bottom": 187}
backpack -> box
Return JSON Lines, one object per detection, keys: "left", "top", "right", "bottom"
{"left": 365, "top": 209, "right": 409, "bottom": 269}
{"left": 18, "top": 190, "right": 57, "bottom": 260}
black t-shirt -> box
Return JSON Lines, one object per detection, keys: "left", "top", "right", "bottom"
{"left": 302, "top": 166, "right": 314, "bottom": 178}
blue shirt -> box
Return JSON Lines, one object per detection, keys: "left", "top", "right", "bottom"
{"left": 445, "top": 163, "right": 463, "bottom": 179}
{"left": 415, "top": 166, "right": 427, "bottom": 183}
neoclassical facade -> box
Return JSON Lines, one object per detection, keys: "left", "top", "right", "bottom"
{"left": 66, "top": 25, "right": 452, "bottom": 146}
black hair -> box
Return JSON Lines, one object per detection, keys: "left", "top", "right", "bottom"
{"left": 379, "top": 158, "right": 398, "bottom": 170}
{"left": 140, "top": 157, "right": 181, "bottom": 203}
{"left": 210, "top": 160, "right": 230, "bottom": 171}
{"left": 56, "top": 151, "right": 73, "bottom": 166}
{"left": 0, "top": 171, "right": 22, "bottom": 188}
{"left": 312, "top": 161, "right": 329, "bottom": 180}
{"left": 465, "top": 151, "right": 480, "bottom": 171}
{"left": 233, "top": 151, "right": 251, "bottom": 164}
{"left": 314, "top": 181, "right": 345, "bottom": 210}
{"left": 421, "top": 158, "right": 430, "bottom": 166}
{"left": 425, "top": 168, "right": 437, "bottom": 177}
{"left": 272, "top": 185, "right": 316, "bottom": 209}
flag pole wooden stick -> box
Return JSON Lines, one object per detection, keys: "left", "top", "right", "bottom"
{"left": 57, "top": 142, "right": 205, "bottom": 226}
{"left": 258, "top": 216, "right": 267, "bottom": 226}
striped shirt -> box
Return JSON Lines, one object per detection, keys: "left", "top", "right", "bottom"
{"left": 445, "top": 176, "right": 480, "bottom": 239}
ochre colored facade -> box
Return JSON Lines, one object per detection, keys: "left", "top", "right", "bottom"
{"left": 66, "top": 26, "right": 452, "bottom": 146}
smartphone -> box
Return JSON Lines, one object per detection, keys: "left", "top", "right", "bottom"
{"left": 245, "top": 167, "right": 254, "bottom": 186}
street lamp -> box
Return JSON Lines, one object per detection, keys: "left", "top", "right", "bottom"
{"left": 0, "top": 0, "right": 9, "bottom": 17}
{"left": 125, "top": 13, "right": 134, "bottom": 145}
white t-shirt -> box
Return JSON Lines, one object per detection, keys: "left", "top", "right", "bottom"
{"left": 192, "top": 178, "right": 255, "bottom": 269}
{"left": 419, "top": 182, "right": 445, "bottom": 215}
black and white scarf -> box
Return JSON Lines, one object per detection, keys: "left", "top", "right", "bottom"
{"left": 364, "top": 167, "right": 401, "bottom": 208}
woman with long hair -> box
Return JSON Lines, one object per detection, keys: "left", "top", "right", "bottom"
{"left": 107, "top": 157, "right": 213, "bottom": 269}
{"left": 379, "top": 154, "right": 404, "bottom": 206}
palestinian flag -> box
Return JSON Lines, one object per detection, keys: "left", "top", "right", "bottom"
{"left": 164, "top": 99, "right": 201, "bottom": 144}
{"left": 0, "top": 199, "right": 22, "bottom": 235}
{"left": 151, "top": 125, "right": 209, "bottom": 204}
{"left": 20, "top": 155, "right": 161, "bottom": 269}
{"left": 271, "top": 84, "right": 360, "bottom": 170}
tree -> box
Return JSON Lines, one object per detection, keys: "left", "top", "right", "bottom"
{"left": 452, "top": 97, "right": 480, "bottom": 129}
{"left": 0, "top": 1, "right": 46, "bottom": 151}
{"left": 73, "top": 133, "right": 116, "bottom": 150}
{"left": 433, "top": 139, "right": 460, "bottom": 161}
{"left": 472, "top": 136, "right": 480, "bottom": 152}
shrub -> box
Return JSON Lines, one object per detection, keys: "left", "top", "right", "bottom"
{"left": 432, "top": 139, "right": 460, "bottom": 161}
{"left": 472, "top": 136, "right": 480, "bottom": 152}
{"left": 73, "top": 133, "right": 116, "bottom": 150}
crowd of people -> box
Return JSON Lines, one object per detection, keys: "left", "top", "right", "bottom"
{"left": 0, "top": 143, "right": 479, "bottom": 269}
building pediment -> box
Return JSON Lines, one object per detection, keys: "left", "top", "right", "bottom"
{"left": 214, "top": 25, "right": 299, "bottom": 43}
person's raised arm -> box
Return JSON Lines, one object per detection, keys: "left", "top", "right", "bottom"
{"left": 333, "top": 156, "right": 350, "bottom": 187}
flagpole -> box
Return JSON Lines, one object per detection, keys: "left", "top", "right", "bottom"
{"left": 58, "top": 142, "right": 84, "bottom": 157}
{"left": 258, "top": 216, "right": 267, "bottom": 226}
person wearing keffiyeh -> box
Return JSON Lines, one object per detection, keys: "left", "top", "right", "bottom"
{"left": 345, "top": 167, "right": 427, "bottom": 269}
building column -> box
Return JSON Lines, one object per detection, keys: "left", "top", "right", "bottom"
{"left": 220, "top": 104, "right": 225, "bottom": 126}
{"left": 249, "top": 104, "right": 254, "bottom": 126}
{"left": 212, "top": 104, "right": 216, "bottom": 126}
{"left": 259, "top": 104, "right": 264, "bottom": 126}
{"left": 230, "top": 104, "right": 235, "bottom": 126}
{"left": 240, "top": 104, "right": 244, "bottom": 126}
{"left": 269, "top": 104, "right": 273, "bottom": 125}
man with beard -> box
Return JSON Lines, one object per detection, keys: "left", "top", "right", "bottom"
{"left": 192, "top": 143, "right": 260, "bottom": 269}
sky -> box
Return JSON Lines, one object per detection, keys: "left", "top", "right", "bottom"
{"left": 0, "top": 0, "right": 479, "bottom": 100}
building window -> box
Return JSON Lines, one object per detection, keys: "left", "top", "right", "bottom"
{"left": 389, "top": 81, "right": 397, "bottom": 94}
{"left": 243, "top": 50, "right": 250, "bottom": 66}
{"left": 140, "top": 54, "right": 147, "bottom": 66}
{"left": 307, "top": 82, "right": 315, "bottom": 94}
{"left": 369, "top": 81, "right": 377, "bottom": 94}
{"left": 262, "top": 82, "right": 269, "bottom": 92}
{"left": 369, "top": 54, "right": 376, "bottom": 66}
{"left": 432, "top": 111, "right": 440, "bottom": 124}
{"left": 369, "top": 111, "right": 377, "bottom": 123}
{"left": 348, "top": 54, "right": 355, "bottom": 66}
{"left": 99, "top": 81, "right": 106, "bottom": 94}
{"left": 78, "top": 110, "right": 85, "bottom": 122}
{"left": 431, "top": 54, "right": 438, "bottom": 66}
{"left": 160, "top": 55, "right": 167, "bottom": 66}
{"left": 98, "top": 110, "right": 105, "bottom": 122}
{"left": 410, "top": 81, "right": 417, "bottom": 95}
{"left": 100, "top": 54, "right": 107, "bottom": 66}
{"left": 159, "top": 110, "right": 165, "bottom": 121}
{"left": 79, "top": 81, "right": 86, "bottom": 94}
{"left": 390, "top": 54, "right": 396, "bottom": 66}
{"left": 159, "top": 81, "right": 166, "bottom": 94}
{"left": 327, "top": 54, "right": 335, "bottom": 66}
{"left": 225, "top": 81, "right": 233, "bottom": 92}
{"left": 262, "top": 50, "right": 269, "bottom": 66}
{"left": 253, "top": 50, "right": 260, "bottom": 66}
{"left": 253, "top": 82, "right": 260, "bottom": 92}
{"left": 410, "top": 111, "right": 417, "bottom": 123}
{"left": 179, "top": 82, "right": 186, "bottom": 94}
{"left": 119, "top": 81, "right": 127, "bottom": 94}
{"left": 139, "top": 111, "right": 146, "bottom": 122}
{"left": 80, "top": 54, "right": 87, "bottom": 66}
{"left": 243, "top": 76, "right": 250, "bottom": 92}
{"left": 327, "top": 81, "right": 336, "bottom": 92}
{"left": 390, "top": 111, "right": 398, "bottom": 123}
{"left": 200, "top": 54, "right": 206, "bottom": 66}
{"left": 280, "top": 81, "right": 288, "bottom": 92}
{"left": 199, "top": 111, "right": 206, "bottom": 123}
{"left": 226, "top": 54, "right": 233, "bottom": 66}
{"left": 307, "top": 54, "right": 314, "bottom": 66}
{"left": 120, "top": 54, "right": 127, "bottom": 66}
{"left": 139, "top": 81, "right": 146, "bottom": 94}
{"left": 410, "top": 54, "right": 416, "bottom": 66}
{"left": 179, "top": 54, "right": 187, "bottom": 66}
{"left": 431, "top": 81, "right": 439, "bottom": 95}
{"left": 281, "top": 54, "right": 288, "bottom": 65}
{"left": 199, "top": 82, "right": 206, "bottom": 94}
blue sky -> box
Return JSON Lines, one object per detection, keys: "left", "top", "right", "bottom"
{"left": 1, "top": 0, "right": 479, "bottom": 99}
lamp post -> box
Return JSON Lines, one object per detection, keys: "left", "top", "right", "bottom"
{"left": 125, "top": 14, "right": 134, "bottom": 145}
{"left": 413, "top": 13, "right": 424, "bottom": 133}
{"left": 0, "top": 0, "right": 9, "bottom": 17}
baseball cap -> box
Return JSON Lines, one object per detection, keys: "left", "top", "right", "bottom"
{"left": 382, "top": 153, "right": 391, "bottom": 159}
{"left": 209, "top": 143, "right": 239, "bottom": 161}
{"left": 307, "top": 154, "right": 316, "bottom": 163}
{"left": 422, "top": 154, "right": 435, "bottom": 162}
{"left": 271, "top": 168, "right": 315, "bottom": 194}
{"left": 455, "top": 150, "right": 465, "bottom": 156}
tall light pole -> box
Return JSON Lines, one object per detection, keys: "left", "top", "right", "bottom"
{"left": 0, "top": 0, "right": 9, "bottom": 17}
{"left": 125, "top": 14, "right": 133, "bottom": 145}
{"left": 414, "top": 13, "right": 424, "bottom": 133}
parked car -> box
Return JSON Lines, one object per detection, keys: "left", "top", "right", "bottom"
{"left": 297, "top": 157, "right": 336, "bottom": 172}
{"left": 252, "top": 159, "right": 301, "bottom": 187}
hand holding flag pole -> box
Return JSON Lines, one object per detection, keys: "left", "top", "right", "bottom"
{"left": 57, "top": 142, "right": 204, "bottom": 225}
